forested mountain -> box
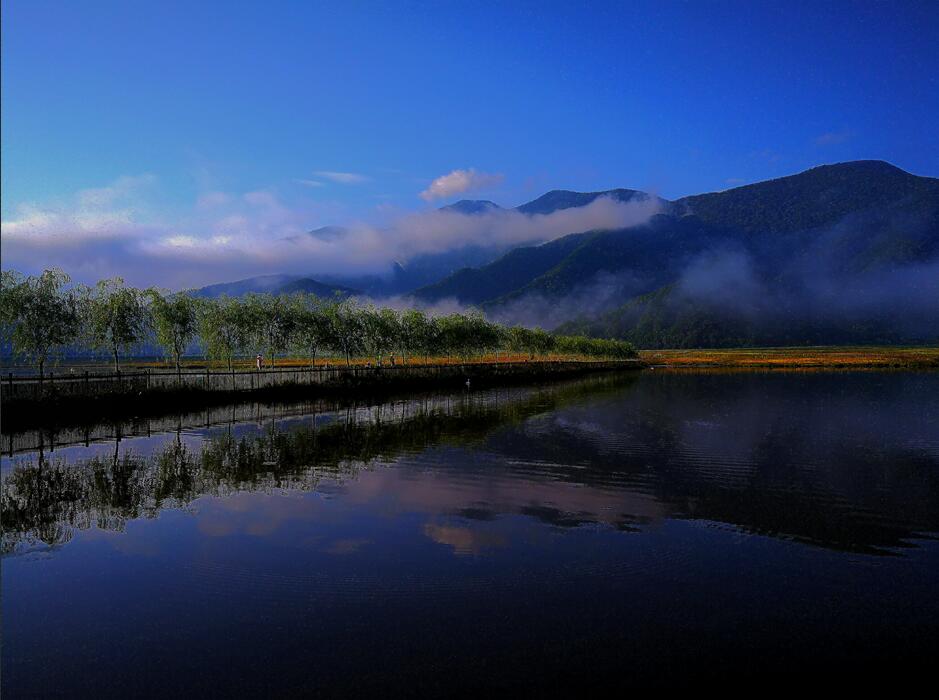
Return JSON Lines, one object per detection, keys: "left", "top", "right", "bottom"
{"left": 415, "top": 232, "right": 594, "bottom": 304}
{"left": 191, "top": 161, "right": 938, "bottom": 346}
{"left": 193, "top": 275, "right": 358, "bottom": 299}
{"left": 416, "top": 161, "right": 939, "bottom": 346}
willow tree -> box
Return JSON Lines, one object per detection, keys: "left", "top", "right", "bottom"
{"left": 506, "top": 326, "right": 554, "bottom": 359}
{"left": 147, "top": 290, "right": 198, "bottom": 372}
{"left": 242, "top": 293, "right": 296, "bottom": 368}
{"left": 291, "top": 294, "right": 335, "bottom": 367}
{"left": 398, "top": 308, "right": 432, "bottom": 364}
{"left": 465, "top": 312, "right": 504, "bottom": 359}
{"left": 83, "top": 278, "right": 149, "bottom": 372}
{"left": 197, "top": 296, "right": 253, "bottom": 371}
{"left": 326, "top": 299, "right": 364, "bottom": 366}
{"left": 0, "top": 269, "right": 81, "bottom": 378}
{"left": 361, "top": 305, "right": 400, "bottom": 365}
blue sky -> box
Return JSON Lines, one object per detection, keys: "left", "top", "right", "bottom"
{"left": 3, "top": 0, "right": 938, "bottom": 286}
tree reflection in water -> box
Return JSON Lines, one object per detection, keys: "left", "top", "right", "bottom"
{"left": 3, "top": 371, "right": 939, "bottom": 557}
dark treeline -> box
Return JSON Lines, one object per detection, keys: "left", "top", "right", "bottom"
{"left": 0, "top": 269, "right": 636, "bottom": 376}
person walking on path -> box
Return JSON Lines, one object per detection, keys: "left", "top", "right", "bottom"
{"left": 256, "top": 354, "right": 263, "bottom": 371}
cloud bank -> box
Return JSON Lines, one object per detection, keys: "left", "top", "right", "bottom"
{"left": 420, "top": 168, "right": 504, "bottom": 201}
{"left": 1, "top": 175, "right": 659, "bottom": 290}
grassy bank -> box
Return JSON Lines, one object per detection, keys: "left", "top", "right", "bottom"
{"left": 639, "top": 346, "right": 939, "bottom": 368}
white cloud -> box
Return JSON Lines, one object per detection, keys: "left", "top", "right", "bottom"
{"left": 163, "top": 235, "right": 198, "bottom": 248}
{"left": 1, "top": 174, "right": 157, "bottom": 250}
{"left": 1, "top": 174, "right": 660, "bottom": 289}
{"left": 295, "top": 179, "right": 325, "bottom": 188}
{"left": 420, "top": 168, "right": 504, "bottom": 201}
{"left": 312, "top": 170, "right": 370, "bottom": 184}
{"left": 76, "top": 174, "right": 156, "bottom": 209}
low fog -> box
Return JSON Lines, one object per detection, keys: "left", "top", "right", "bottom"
{"left": 0, "top": 183, "right": 659, "bottom": 289}
{"left": 392, "top": 205, "right": 939, "bottom": 343}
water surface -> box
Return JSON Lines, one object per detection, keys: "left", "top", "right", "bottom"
{"left": 3, "top": 371, "right": 938, "bottom": 695}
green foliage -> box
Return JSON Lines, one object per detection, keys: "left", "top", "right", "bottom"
{"left": 554, "top": 334, "right": 636, "bottom": 359}
{"left": 82, "top": 278, "right": 149, "bottom": 371}
{"left": 0, "top": 268, "right": 81, "bottom": 375}
{"left": 328, "top": 299, "right": 366, "bottom": 366}
{"left": 147, "top": 289, "right": 198, "bottom": 371}
{"left": 241, "top": 293, "right": 296, "bottom": 367}
{"left": 290, "top": 294, "right": 336, "bottom": 366}
{"left": 399, "top": 308, "right": 432, "bottom": 363}
{"left": 3, "top": 268, "right": 637, "bottom": 370}
{"left": 197, "top": 296, "right": 253, "bottom": 370}
{"left": 361, "top": 305, "right": 400, "bottom": 364}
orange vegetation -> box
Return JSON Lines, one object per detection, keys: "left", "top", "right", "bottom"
{"left": 136, "top": 352, "right": 628, "bottom": 371}
{"left": 639, "top": 346, "right": 939, "bottom": 368}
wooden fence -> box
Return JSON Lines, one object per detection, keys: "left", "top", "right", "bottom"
{"left": 1, "top": 359, "right": 638, "bottom": 403}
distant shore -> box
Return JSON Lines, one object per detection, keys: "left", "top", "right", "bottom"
{"left": 639, "top": 346, "right": 939, "bottom": 369}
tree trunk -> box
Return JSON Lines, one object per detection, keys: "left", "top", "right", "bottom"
{"left": 38, "top": 357, "right": 45, "bottom": 381}
{"left": 113, "top": 348, "right": 120, "bottom": 373}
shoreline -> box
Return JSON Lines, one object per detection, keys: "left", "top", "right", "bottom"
{"left": 0, "top": 360, "right": 637, "bottom": 433}
{"left": 3, "top": 346, "right": 937, "bottom": 432}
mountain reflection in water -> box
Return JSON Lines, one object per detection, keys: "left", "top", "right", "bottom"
{"left": 3, "top": 370, "right": 939, "bottom": 695}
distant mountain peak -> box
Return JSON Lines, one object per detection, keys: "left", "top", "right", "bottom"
{"left": 307, "top": 225, "right": 348, "bottom": 240}
{"left": 809, "top": 159, "right": 906, "bottom": 174}
{"left": 515, "top": 188, "right": 649, "bottom": 216}
{"left": 440, "top": 200, "right": 502, "bottom": 215}
{"left": 193, "top": 274, "right": 358, "bottom": 299}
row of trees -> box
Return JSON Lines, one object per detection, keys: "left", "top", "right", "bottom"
{"left": 0, "top": 269, "right": 636, "bottom": 375}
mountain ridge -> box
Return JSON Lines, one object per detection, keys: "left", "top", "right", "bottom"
{"left": 192, "top": 160, "right": 939, "bottom": 346}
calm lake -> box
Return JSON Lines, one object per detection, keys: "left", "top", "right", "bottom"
{"left": 3, "top": 370, "right": 938, "bottom": 695}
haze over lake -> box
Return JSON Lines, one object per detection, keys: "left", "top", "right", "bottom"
{"left": 4, "top": 370, "right": 937, "bottom": 694}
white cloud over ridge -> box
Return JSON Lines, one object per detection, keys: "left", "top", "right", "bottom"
{"left": 1, "top": 174, "right": 660, "bottom": 289}
{"left": 420, "top": 168, "right": 504, "bottom": 201}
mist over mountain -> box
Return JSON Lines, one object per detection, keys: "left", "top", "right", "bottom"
{"left": 516, "top": 188, "right": 653, "bottom": 215}
{"left": 190, "top": 161, "right": 938, "bottom": 347}
{"left": 415, "top": 161, "right": 939, "bottom": 346}
{"left": 203, "top": 188, "right": 657, "bottom": 298}
{"left": 193, "top": 275, "right": 358, "bottom": 299}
